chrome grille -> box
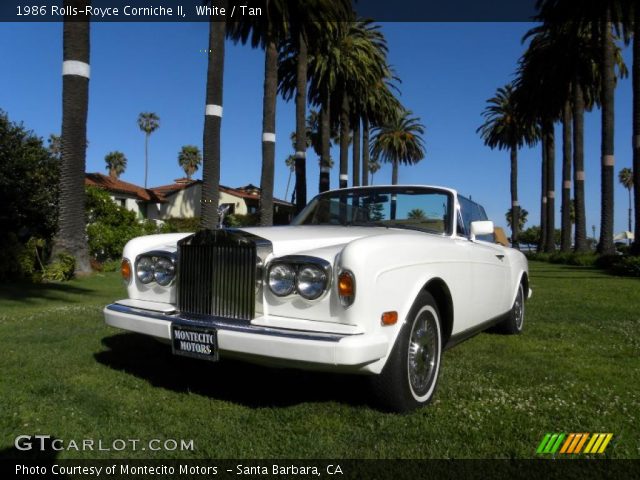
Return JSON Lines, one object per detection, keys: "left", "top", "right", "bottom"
{"left": 177, "top": 230, "right": 257, "bottom": 320}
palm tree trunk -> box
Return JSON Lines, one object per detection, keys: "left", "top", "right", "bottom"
{"left": 352, "top": 117, "right": 360, "bottom": 187}
{"left": 51, "top": 1, "right": 91, "bottom": 275}
{"left": 598, "top": 12, "right": 616, "bottom": 255}
{"left": 390, "top": 160, "right": 398, "bottom": 219}
{"left": 294, "top": 31, "right": 307, "bottom": 214}
{"left": 392, "top": 160, "right": 399, "bottom": 185}
{"left": 633, "top": 11, "right": 640, "bottom": 255}
{"left": 545, "top": 120, "right": 556, "bottom": 253}
{"left": 362, "top": 117, "right": 370, "bottom": 186}
{"left": 319, "top": 88, "right": 331, "bottom": 193}
{"left": 144, "top": 133, "right": 149, "bottom": 188}
{"left": 339, "top": 92, "right": 349, "bottom": 189}
{"left": 200, "top": 13, "right": 225, "bottom": 230}
{"left": 259, "top": 35, "right": 277, "bottom": 226}
{"left": 510, "top": 146, "right": 519, "bottom": 249}
{"left": 561, "top": 100, "right": 572, "bottom": 252}
{"left": 539, "top": 131, "right": 547, "bottom": 253}
{"left": 573, "top": 81, "right": 588, "bottom": 252}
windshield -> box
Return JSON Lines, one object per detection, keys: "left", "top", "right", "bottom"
{"left": 293, "top": 187, "right": 454, "bottom": 235}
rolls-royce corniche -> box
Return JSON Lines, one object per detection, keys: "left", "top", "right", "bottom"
{"left": 104, "top": 185, "right": 530, "bottom": 412}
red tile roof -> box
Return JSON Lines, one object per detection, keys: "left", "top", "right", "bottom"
{"left": 86, "top": 173, "right": 293, "bottom": 208}
{"left": 85, "top": 173, "right": 166, "bottom": 203}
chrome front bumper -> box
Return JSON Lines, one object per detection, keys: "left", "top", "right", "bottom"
{"left": 103, "top": 303, "right": 388, "bottom": 368}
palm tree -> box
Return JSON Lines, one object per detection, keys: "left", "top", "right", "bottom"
{"left": 277, "top": 0, "right": 352, "bottom": 212}
{"left": 535, "top": 0, "right": 628, "bottom": 254}
{"left": 51, "top": 0, "right": 91, "bottom": 275}
{"left": 178, "top": 145, "right": 202, "bottom": 179}
{"left": 506, "top": 207, "right": 529, "bottom": 233}
{"left": 105, "top": 151, "right": 127, "bottom": 178}
{"left": 137, "top": 112, "right": 160, "bottom": 188}
{"left": 284, "top": 154, "right": 296, "bottom": 202}
{"left": 619, "top": 167, "right": 634, "bottom": 238}
{"left": 201, "top": 5, "right": 226, "bottom": 230}
{"left": 371, "top": 109, "right": 426, "bottom": 186}
{"left": 407, "top": 209, "right": 426, "bottom": 220}
{"left": 478, "top": 83, "right": 539, "bottom": 249}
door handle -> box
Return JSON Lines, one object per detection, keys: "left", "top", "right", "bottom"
{"left": 496, "top": 254, "right": 505, "bottom": 261}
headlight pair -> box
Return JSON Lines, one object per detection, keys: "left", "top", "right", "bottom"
{"left": 268, "top": 259, "right": 329, "bottom": 300}
{"left": 135, "top": 253, "right": 176, "bottom": 286}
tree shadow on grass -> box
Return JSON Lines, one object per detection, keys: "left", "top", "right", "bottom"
{"left": 95, "top": 333, "right": 375, "bottom": 410}
{"left": 0, "top": 281, "right": 93, "bottom": 305}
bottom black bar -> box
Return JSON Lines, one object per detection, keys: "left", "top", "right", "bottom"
{"left": 2, "top": 459, "right": 639, "bottom": 480}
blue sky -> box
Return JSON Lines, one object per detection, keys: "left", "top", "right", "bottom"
{"left": 0, "top": 21, "right": 635, "bottom": 236}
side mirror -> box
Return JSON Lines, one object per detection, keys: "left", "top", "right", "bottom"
{"left": 470, "top": 220, "right": 494, "bottom": 242}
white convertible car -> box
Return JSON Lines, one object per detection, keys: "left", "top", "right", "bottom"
{"left": 104, "top": 185, "right": 530, "bottom": 412}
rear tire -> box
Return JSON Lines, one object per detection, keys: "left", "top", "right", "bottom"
{"left": 372, "top": 291, "right": 442, "bottom": 413}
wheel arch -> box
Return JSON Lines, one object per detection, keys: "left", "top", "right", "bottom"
{"left": 422, "top": 278, "right": 454, "bottom": 346}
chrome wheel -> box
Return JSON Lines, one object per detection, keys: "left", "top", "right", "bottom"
{"left": 514, "top": 285, "right": 524, "bottom": 331}
{"left": 407, "top": 308, "right": 439, "bottom": 398}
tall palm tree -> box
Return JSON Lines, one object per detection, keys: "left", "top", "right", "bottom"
{"left": 371, "top": 109, "right": 426, "bottom": 186}
{"left": 137, "top": 112, "right": 159, "bottom": 188}
{"left": 535, "top": 0, "right": 627, "bottom": 254}
{"left": 227, "top": 1, "right": 294, "bottom": 226}
{"left": 284, "top": 154, "right": 296, "bottom": 202}
{"left": 478, "top": 83, "right": 539, "bottom": 249}
{"left": 560, "top": 99, "right": 572, "bottom": 252}
{"left": 277, "top": 0, "right": 352, "bottom": 212}
{"left": 505, "top": 207, "right": 529, "bottom": 232}
{"left": 51, "top": 0, "right": 91, "bottom": 275}
{"left": 619, "top": 167, "right": 634, "bottom": 237}
{"left": 201, "top": 5, "right": 226, "bottom": 230}
{"left": 105, "top": 151, "right": 127, "bottom": 178}
{"left": 178, "top": 145, "right": 202, "bottom": 179}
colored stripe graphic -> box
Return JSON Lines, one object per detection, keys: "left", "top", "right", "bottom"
{"left": 540, "top": 433, "right": 614, "bottom": 455}
{"left": 537, "top": 433, "right": 565, "bottom": 454}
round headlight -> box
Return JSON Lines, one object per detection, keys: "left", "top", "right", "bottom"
{"left": 268, "top": 264, "right": 295, "bottom": 296}
{"left": 136, "top": 256, "right": 154, "bottom": 284}
{"left": 296, "top": 265, "right": 327, "bottom": 300}
{"left": 154, "top": 256, "right": 175, "bottom": 286}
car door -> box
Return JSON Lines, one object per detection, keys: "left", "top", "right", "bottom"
{"left": 458, "top": 197, "right": 510, "bottom": 324}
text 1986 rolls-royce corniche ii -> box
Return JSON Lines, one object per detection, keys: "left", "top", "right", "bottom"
{"left": 104, "top": 185, "right": 530, "bottom": 412}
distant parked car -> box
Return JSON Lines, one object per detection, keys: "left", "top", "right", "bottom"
{"left": 104, "top": 185, "right": 530, "bottom": 412}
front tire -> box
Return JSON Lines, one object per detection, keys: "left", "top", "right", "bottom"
{"left": 372, "top": 291, "right": 442, "bottom": 413}
{"left": 496, "top": 283, "right": 525, "bottom": 335}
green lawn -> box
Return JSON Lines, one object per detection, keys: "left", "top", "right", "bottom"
{"left": 0, "top": 262, "right": 638, "bottom": 459}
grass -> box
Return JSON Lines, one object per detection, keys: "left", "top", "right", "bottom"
{"left": 0, "top": 263, "right": 638, "bottom": 460}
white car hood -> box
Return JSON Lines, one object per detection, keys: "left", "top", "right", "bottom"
{"left": 237, "top": 225, "right": 402, "bottom": 257}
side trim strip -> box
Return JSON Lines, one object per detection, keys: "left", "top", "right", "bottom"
{"left": 444, "top": 312, "right": 509, "bottom": 350}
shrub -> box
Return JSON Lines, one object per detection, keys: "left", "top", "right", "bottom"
{"left": 609, "top": 256, "right": 640, "bottom": 277}
{"left": 225, "top": 213, "right": 260, "bottom": 228}
{"left": 86, "top": 186, "right": 159, "bottom": 262}
{"left": 549, "top": 252, "right": 598, "bottom": 267}
{"left": 525, "top": 252, "right": 551, "bottom": 262}
{"left": 42, "top": 253, "right": 75, "bottom": 281}
{"left": 160, "top": 217, "right": 200, "bottom": 233}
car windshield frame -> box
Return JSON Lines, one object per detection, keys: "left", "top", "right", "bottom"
{"left": 292, "top": 186, "right": 455, "bottom": 236}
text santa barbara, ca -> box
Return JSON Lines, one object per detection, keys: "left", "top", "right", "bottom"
{"left": 15, "top": 3, "right": 263, "bottom": 19}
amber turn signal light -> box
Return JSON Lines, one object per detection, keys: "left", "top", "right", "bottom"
{"left": 121, "top": 258, "right": 132, "bottom": 285}
{"left": 381, "top": 311, "right": 398, "bottom": 326}
{"left": 337, "top": 271, "right": 355, "bottom": 307}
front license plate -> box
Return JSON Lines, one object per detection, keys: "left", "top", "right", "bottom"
{"left": 171, "top": 324, "right": 219, "bottom": 362}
